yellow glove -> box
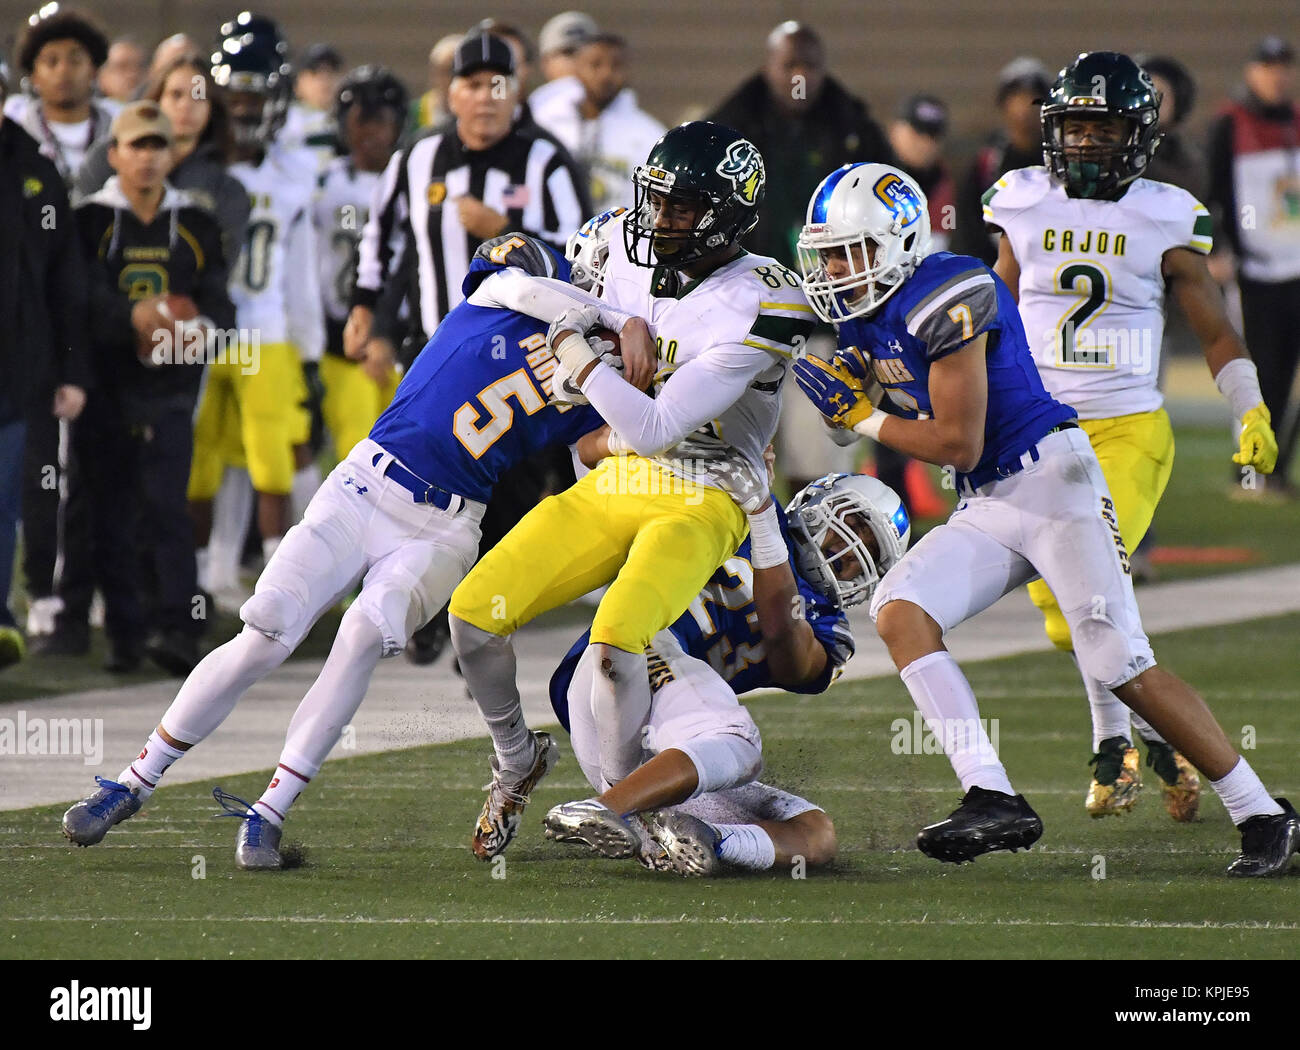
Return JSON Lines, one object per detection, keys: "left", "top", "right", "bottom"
{"left": 792, "top": 354, "right": 876, "bottom": 429}
{"left": 1233, "top": 402, "right": 1278, "bottom": 474}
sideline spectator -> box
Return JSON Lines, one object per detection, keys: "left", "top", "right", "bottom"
{"left": 1206, "top": 37, "right": 1300, "bottom": 494}
{"left": 953, "top": 55, "right": 1051, "bottom": 264}
{"left": 98, "top": 37, "right": 144, "bottom": 105}
{"left": 708, "top": 20, "right": 892, "bottom": 267}
{"left": 532, "top": 31, "right": 663, "bottom": 212}
{"left": 0, "top": 70, "right": 89, "bottom": 668}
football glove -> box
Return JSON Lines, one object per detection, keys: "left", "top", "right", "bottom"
{"left": 1233, "top": 403, "right": 1278, "bottom": 474}
{"left": 546, "top": 336, "right": 624, "bottom": 407}
{"left": 701, "top": 450, "right": 769, "bottom": 514}
{"left": 792, "top": 354, "right": 876, "bottom": 430}
{"left": 547, "top": 305, "right": 603, "bottom": 372}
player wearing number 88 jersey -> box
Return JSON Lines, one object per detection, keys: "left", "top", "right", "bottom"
{"left": 985, "top": 51, "right": 1280, "bottom": 820}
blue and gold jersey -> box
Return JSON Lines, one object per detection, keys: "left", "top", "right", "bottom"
{"left": 837, "top": 251, "right": 1075, "bottom": 480}
{"left": 369, "top": 255, "right": 601, "bottom": 502}
{"left": 548, "top": 503, "right": 855, "bottom": 731}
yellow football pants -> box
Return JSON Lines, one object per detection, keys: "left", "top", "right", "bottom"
{"left": 188, "top": 343, "right": 306, "bottom": 499}
{"left": 319, "top": 352, "right": 399, "bottom": 462}
{"left": 1028, "top": 407, "right": 1175, "bottom": 650}
{"left": 450, "top": 454, "right": 747, "bottom": 653}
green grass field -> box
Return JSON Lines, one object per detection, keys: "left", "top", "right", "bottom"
{"left": 4, "top": 612, "right": 1296, "bottom": 960}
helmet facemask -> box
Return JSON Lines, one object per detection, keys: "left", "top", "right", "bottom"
{"left": 566, "top": 206, "right": 627, "bottom": 295}
{"left": 786, "top": 473, "right": 911, "bottom": 610}
{"left": 625, "top": 170, "right": 726, "bottom": 268}
{"left": 798, "top": 225, "right": 920, "bottom": 324}
{"left": 1043, "top": 109, "right": 1160, "bottom": 199}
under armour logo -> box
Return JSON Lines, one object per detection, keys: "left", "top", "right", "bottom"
{"left": 828, "top": 393, "right": 847, "bottom": 412}
{"left": 888, "top": 339, "right": 904, "bottom": 354}
{"left": 343, "top": 475, "right": 368, "bottom": 496}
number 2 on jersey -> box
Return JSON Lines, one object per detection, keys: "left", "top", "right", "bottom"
{"left": 1054, "top": 261, "right": 1111, "bottom": 367}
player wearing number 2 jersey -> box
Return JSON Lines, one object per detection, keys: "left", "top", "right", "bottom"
{"left": 985, "top": 52, "right": 1281, "bottom": 821}
{"left": 61, "top": 235, "right": 606, "bottom": 870}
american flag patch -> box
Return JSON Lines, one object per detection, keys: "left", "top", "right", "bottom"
{"left": 500, "top": 184, "right": 530, "bottom": 209}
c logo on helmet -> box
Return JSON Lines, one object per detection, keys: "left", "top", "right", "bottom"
{"left": 717, "top": 140, "right": 765, "bottom": 206}
{"left": 872, "top": 173, "right": 921, "bottom": 226}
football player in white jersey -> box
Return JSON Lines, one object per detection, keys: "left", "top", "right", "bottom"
{"left": 448, "top": 123, "right": 818, "bottom": 861}
{"left": 313, "top": 66, "right": 406, "bottom": 461}
{"left": 984, "top": 52, "right": 1280, "bottom": 820}
{"left": 188, "top": 14, "right": 324, "bottom": 609}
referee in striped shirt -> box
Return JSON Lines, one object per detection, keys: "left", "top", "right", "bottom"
{"left": 343, "top": 30, "right": 590, "bottom": 369}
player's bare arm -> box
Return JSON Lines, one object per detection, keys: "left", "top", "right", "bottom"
{"left": 993, "top": 232, "right": 1021, "bottom": 303}
{"left": 875, "top": 333, "right": 989, "bottom": 472}
{"left": 1163, "top": 246, "right": 1278, "bottom": 472}
{"left": 746, "top": 497, "right": 827, "bottom": 688}
{"left": 1163, "top": 246, "right": 1246, "bottom": 378}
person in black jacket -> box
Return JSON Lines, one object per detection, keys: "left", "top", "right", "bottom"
{"left": 952, "top": 56, "right": 1052, "bottom": 265}
{"left": 707, "top": 21, "right": 893, "bottom": 268}
{"left": 0, "top": 76, "right": 90, "bottom": 669}
{"left": 66, "top": 101, "right": 235, "bottom": 674}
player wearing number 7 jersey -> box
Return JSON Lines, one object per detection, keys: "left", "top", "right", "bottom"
{"left": 61, "top": 234, "right": 611, "bottom": 870}
{"left": 984, "top": 51, "right": 1280, "bottom": 821}
{"left": 791, "top": 161, "right": 1298, "bottom": 876}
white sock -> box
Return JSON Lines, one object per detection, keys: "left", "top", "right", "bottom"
{"left": 253, "top": 764, "right": 311, "bottom": 826}
{"left": 708, "top": 823, "right": 776, "bottom": 870}
{"left": 590, "top": 645, "right": 651, "bottom": 787}
{"left": 448, "top": 616, "right": 534, "bottom": 776}
{"left": 900, "top": 651, "right": 1014, "bottom": 795}
{"left": 158, "top": 627, "right": 291, "bottom": 743}
{"left": 291, "top": 462, "right": 322, "bottom": 523}
{"left": 1210, "top": 757, "right": 1283, "bottom": 825}
{"left": 118, "top": 731, "right": 185, "bottom": 800}
{"left": 1074, "top": 654, "right": 1133, "bottom": 751}
{"left": 210, "top": 467, "right": 253, "bottom": 588}
{"left": 274, "top": 606, "right": 383, "bottom": 783}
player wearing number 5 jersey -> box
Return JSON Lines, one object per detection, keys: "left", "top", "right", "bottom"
{"left": 985, "top": 52, "right": 1280, "bottom": 820}
{"left": 61, "top": 235, "right": 606, "bottom": 870}
{"left": 792, "top": 161, "right": 1298, "bottom": 876}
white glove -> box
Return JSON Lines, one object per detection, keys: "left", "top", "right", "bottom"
{"left": 547, "top": 337, "right": 625, "bottom": 406}
{"left": 547, "top": 305, "right": 603, "bottom": 371}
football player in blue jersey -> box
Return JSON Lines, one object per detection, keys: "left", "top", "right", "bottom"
{"left": 540, "top": 464, "right": 909, "bottom": 875}
{"left": 791, "top": 162, "right": 1299, "bottom": 877}
{"left": 61, "top": 234, "right": 653, "bottom": 870}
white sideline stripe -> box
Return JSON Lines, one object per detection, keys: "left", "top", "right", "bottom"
{"left": 2, "top": 915, "right": 1295, "bottom": 930}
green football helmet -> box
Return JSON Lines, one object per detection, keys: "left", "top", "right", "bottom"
{"left": 625, "top": 120, "right": 766, "bottom": 268}
{"left": 1041, "top": 51, "right": 1163, "bottom": 199}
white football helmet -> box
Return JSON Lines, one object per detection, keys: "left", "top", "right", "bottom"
{"left": 797, "top": 163, "right": 932, "bottom": 324}
{"left": 566, "top": 206, "right": 628, "bottom": 295}
{"left": 786, "top": 472, "right": 911, "bottom": 609}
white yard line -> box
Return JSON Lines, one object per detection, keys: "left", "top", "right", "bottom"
{"left": 3, "top": 564, "right": 1298, "bottom": 812}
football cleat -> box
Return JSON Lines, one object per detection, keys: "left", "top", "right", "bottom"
{"left": 1142, "top": 738, "right": 1200, "bottom": 823}
{"left": 642, "top": 810, "right": 723, "bottom": 877}
{"left": 543, "top": 798, "right": 640, "bottom": 859}
{"left": 1227, "top": 798, "right": 1300, "bottom": 878}
{"left": 472, "top": 731, "right": 557, "bottom": 861}
{"left": 1085, "top": 735, "right": 1142, "bottom": 817}
{"left": 917, "top": 786, "right": 1043, "bottom": 864}
{"left": 214, "top": 788, "right": 282, "bottom": 870}
{"left": 62, "top": 777, "right": 142, "bottom": 846}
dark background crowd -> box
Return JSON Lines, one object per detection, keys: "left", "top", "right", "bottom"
{"left": 0, "top": 1, "right": 1296, "bottom": 683}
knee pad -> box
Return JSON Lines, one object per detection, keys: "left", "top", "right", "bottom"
{"left": 240, "top": 587, "right": 301, "bottom": 643}
{"left": 354, "top": 569, "right": 425, "bottom": 657}
{"left": 1071, "top": 613, "right": 1149, "bottom": 691}
{"left": 674, "top": 732, "right": 763, "bottom": 797}
{"left": 449, "top": 613, "right": 510, "bottom": 660}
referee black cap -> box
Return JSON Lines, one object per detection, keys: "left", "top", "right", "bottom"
{"left": 452, "top": 31, "right": 514, "bottom": 79}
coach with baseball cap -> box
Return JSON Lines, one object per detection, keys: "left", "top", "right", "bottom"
{"left": 53, "top": 98, "right": 235, "bottom": 674}
{"left": 346, "top": 29, "right": 590, "bottom": 663}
